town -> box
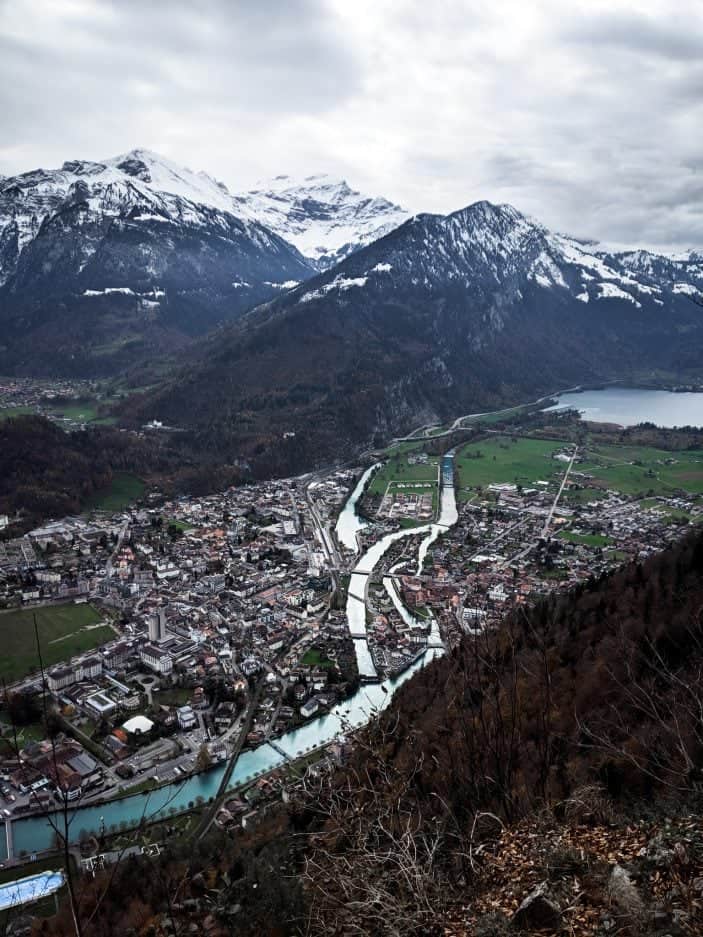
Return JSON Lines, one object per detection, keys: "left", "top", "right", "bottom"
{"left": 0, "top": 400, "right": 702, "bottom": 855}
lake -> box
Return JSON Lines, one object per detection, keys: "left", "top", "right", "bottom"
{"left": 546, "top": 387, "right": 703, "bottom": 429}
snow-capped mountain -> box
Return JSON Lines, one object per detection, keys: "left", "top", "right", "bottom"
{"left": 233, "top": 174, "right": 409, "bottom": 270}
{"left": 289, "top": 200, "right": 703, "bottom": 309}
{"left": 0, "top": 149, "right": 315, "bottom": 374}
{"left": 131, "top": 200, "right": 703, "bottom": 473}
{"left": 0, "top": 148, "right": 312, "bottom": 290}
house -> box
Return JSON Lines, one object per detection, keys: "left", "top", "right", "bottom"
{"left": 240, "top": 657, "right": 261, "bottom": 677}
{"left": 66, "top": 752, "right": 102, "bottom": 789}
{"left": 214, "top": 702, "right": 235, "bottom": 730}
{"left": 104, "top": 734, "right": 129, "bottom": 759}
{"left": 85, "top": 692, "right": 117, "bottom": 717}
{"left": 176, "top": 705, "right": 197, "bottom": 731}
{"left": 104, "top": 642, "right": 131, "bottom": 670}
{"left": 75, "top": 657, "right": 102, "bottom": 681}
{"left": 300, "top": 698, "right": 319, "bottom": 719}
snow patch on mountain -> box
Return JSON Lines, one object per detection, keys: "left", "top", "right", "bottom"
{"left": 83, "top": 287, "right": 135, "bottom": 296}
{"left": 597, "top": 282, "right": 641, "bottom": 306}
{"left": 673, "top": 282, "right": 701, "bottom": 297}
{"left": 300, "top": 273, "right": 368, "bottom": 302}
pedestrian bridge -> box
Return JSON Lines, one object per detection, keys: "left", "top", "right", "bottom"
{"left": 266, "top": 740, "right": 292, "bottom": 762}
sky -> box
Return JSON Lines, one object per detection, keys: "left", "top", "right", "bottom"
{"left": 1, "top": 0, "right": 702, "bottom": 249}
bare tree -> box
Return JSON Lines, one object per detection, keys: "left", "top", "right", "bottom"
{"left": 297, "top": 715, "right": 471, "bottom": 936}
{"left": 577, "top": 622, "right": 703, "bottom": 791}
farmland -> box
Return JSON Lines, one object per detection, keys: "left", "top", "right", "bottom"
{"left": 455, "top": 436, "right": 569, "bottom": 499}
{"left": 577, "top": 444, "right": 703, "bottom": 496}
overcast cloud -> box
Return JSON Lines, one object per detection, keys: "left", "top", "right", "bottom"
{"left": 1, "top": 0, "right": 702, "bottom": 249}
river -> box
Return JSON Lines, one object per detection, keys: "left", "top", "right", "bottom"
{"left": 335, "top": 463, "right": 379, "bottom": 552}
{"left": 6, "top": 456, "right": 458, "bottom": 857}
{"left": 547, "top": 386, "right": 703, "bottom": 428}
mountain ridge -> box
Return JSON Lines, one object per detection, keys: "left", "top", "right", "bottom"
{"left": 122, "top": 198, "right": 703, "bottom": 475}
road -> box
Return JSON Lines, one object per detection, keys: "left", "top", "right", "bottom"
{"left": 105, "top": 521, "right": 128, "bottom": 578}
{"left": 379, "top": 385, "right": 587, "bottom": 447}
{"left": 542, "top": 446, "right": 578, "bottom": 537}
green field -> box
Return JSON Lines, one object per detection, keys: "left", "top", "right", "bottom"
{"left": 455, "top": 436, "right": 569, "bottom": 499}
{"left": 48, "top": 401, "right": 99, "bottom": 423}
{"left": 0, "top": 603, "right": 114, "bottom": 683}
{"left": 463, "top": 404, "right": 530, "bottom": 426}
{"left": 578, "top": 445, "right": 703, "bottom": 496}
{"left": 153, "top": 686, "right": 193, "bottom": 706}
{"left": 0, "top": 399, "right": 105, "bottom": 424}
{"left": 563, "top": 487, "right": 607, "bottom": 505}
{"left": 0, "top": 405, "right": 36, "bottom": 421}
{"left": 638, "top": 498, "right": 694, "bottom": 521}
{"left": 368, "top": 453, "right": 439, "bottom": 497}
{"left": 164, "top": 518, "right": 193, "bottom": 532}
{"left": 83, "top": 472, "right": 145, "bottom": 512}
{"left": 381, "top": 438, "right": 432, "bottom": 456}
{"left": 557, "top": 530, "right": 614, "bottom": 548}
{"left": 0, "top": 718, "right": 46, "bottom": 746}
{"left": 300, "top": 648, "right": 335, "bottom": 669}
{"left": 385, "top": 478, "right": 438, "bottom": 500}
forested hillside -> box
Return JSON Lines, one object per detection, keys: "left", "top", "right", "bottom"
{"left": 0, "top": 416, "right": 243, "bottom": 528}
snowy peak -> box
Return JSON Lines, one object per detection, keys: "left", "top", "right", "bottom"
{"left": 103, "top": 148, "right": 234, "bottom": 213}
{"left": 233, "top": 173, "right": 409, "bottom": 269}
{"left": 0, "top": 149, "right": 411, "bottom": 278}
{"left": 0, "top": 148, "right": 312, "bottom": 291}
{"left": 0, "top": 149, "right": 316, "bottom": 376}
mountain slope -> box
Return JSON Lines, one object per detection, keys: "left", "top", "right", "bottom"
{"left": 233, "top": 173, "right": 409, "bottom": 270}
{"left": 123, "top": 201, "right": 703, "bottom": 474}
{"left": 0, "top": 150, "right": 315, "bottom": 375}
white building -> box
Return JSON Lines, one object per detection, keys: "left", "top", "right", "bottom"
{"left": 47, "top": 667, "right": 75, "bottom": 692}
{"left": 123, "top": 715, "right": 155, "bottom": 735}
{"left": 74, "top": 657, "right": 102, "bottom": 681}
{"left": 177, "top": 705, "right": 197, "bottom": 731}
{"left": 140, "top": 643, "right": 173, "bottom": 675}
{"left": 300, "top": 698, "right": 319, "bottom": 719}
